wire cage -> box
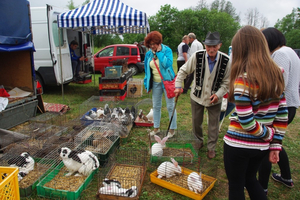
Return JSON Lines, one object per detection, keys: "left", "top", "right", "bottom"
{"left": 36, "top": 142, "right": 99, "bottom": 200}
{"left": 0, "top": 146, "right": 58, "bottom": 197}
{"left": 75, "top": 122, "right": 120, "bottom": 166}
{"left": 149, "top": 130, "right": 200, "bottom": 169}
{"left": 127, "top": 78, "right": 143, "bottom": 98}
{"left": 134, "top": 98, "right": 153, "bottom": 127}
{"left": 97, "top": 146, "right": 147, "bottom": 199}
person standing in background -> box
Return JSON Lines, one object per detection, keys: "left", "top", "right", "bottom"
{"left": 182, "top": 33, "right": 204, "bottom": 94}
{"left": 177, "top": 35, "right": 190, "bottom": 72}
{"left": 69, "top": 40, "right": 85, "bottom": 81}
{"left": 258, "top": 27, "right": 300, "bottom": 194}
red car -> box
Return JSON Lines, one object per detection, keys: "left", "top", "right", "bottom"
{"left": 93, "top": 44, "right": 146, "bottom": 76}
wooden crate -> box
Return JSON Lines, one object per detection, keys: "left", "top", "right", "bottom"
{"left": 127, "top": 79, "right": 143, "bottom": 98}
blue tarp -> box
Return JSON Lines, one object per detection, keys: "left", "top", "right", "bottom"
{"left": 0, "top": 0, "right": 32, "bottom": 45}
{"left": 0, "top": 41, "right": 35, "bottom": 52}
{"left": 57, "top": 0, "right": 150, "bottom": 35}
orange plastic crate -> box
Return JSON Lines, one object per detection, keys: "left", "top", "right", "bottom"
{"left": 150, "top": 167, "right": 216, "bottom": 200}
{"left": 0, "top": 167, "right": 20, "bottom": 200}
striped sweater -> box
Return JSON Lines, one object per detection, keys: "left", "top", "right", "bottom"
{"left": 223, "top": 75, "right": 288, "bottom": 151}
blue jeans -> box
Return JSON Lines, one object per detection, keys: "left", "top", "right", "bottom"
{"left": 152, "top": 81, "right": 177, "bottom": 130}
{"left": 72, "top": 60, "right": 80, "bottom": 77}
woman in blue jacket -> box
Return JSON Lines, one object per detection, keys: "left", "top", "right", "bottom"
{"left": 144, "top": 31, "right": 177, "bottom": 138}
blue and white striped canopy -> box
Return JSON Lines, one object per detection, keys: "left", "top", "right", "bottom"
{"left": 57, "top": 0, "right": 150, "bottom": 35}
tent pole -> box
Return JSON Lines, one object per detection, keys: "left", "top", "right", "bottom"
{"left": 90, "top": 33, "right": 95, "bottom": 86}
{"left": 58, "top": 27, "right": 64, "bottom": 101}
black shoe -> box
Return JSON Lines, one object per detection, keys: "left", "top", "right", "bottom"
{"left": 271, "top": 173, "right": 294, "bottom": 188}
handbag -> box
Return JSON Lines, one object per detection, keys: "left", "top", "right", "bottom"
{"left": 153, "top": 58, "right": 176, "bottom": 99}
{"left": 221, "top": 93, "right": 228, "bottom": 112}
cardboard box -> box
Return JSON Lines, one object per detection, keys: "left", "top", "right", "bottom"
{"left": 127, "top": 79, "right": 143, "bottom": 98}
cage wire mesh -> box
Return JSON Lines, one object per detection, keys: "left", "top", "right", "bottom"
{"left": 75, "top": 122, "right": 120, "bottom": 165}
{"left": 0, "top": 146, "right": 58, "bottom": 197}
{"left": 97, "top": 146, "right": 147, "bottom": 199}
{"left": 149, "top": 130, "right": 200, "bottom": 171}
{"left": 134, "top": 98, "right": 154, "bottom": 126}
{"left": 35, "top": 142, "right": 100, "bottom": 199}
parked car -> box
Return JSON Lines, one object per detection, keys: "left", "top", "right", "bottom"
{"left": 294, "top": 49, "right": 300, "bottom": 58}
{"left": 94, "top": 44, "right": 146, "bottom": 76}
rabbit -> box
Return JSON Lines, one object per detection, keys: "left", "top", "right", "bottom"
{"left": 157, "top": 158, "right": 182, "bottom": 179}
{"left": 8, "top": 152, "right": 35, "bottom": 181}
{"left": 99, "top": 178, "right": 122, "bottom": 195}
{"left": 118, "top": 186, "right": 138, "bottom": 197}
{"left": 58, "top": 147, "right": 99, "bottom": 176}
{"left": 151, "top": 135, "right": 168, "bottom": 157}
{"left": 187, "top": 172, "right": 203, "bottom": 193}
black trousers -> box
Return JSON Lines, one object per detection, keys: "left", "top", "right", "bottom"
{"left": 224, "top": 143, "right": 268, "bottom": 200}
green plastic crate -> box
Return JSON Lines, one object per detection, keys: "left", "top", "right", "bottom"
{"left": 150, "top": 143, "right": 198, "bottom": 164}
{"left": 36, "top": 161, "right": 97, "bottom": 200}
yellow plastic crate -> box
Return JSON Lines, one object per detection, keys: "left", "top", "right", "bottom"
{"left": 0, "top": 167, "right": 20, "bottom": 200}
{"left": 150, "top": 167, "right": 217, "bottom": 200}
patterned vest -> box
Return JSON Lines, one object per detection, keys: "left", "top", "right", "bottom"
{"left": 193, "top": 51, "right": 229, "bottom": 98}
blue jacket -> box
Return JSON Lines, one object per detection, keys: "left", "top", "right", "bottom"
{"left": 70, "top": 46, "right": 80, "bottom": 61}
{"left": 144, "top": 44, "right": 175, "bottom": 92}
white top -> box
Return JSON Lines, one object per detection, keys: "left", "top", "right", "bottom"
{"left": 189, "top": 39, "right": 203, "bottom": 57}
{"left": 272, "top": 46, "right": 300, "bottom": 108}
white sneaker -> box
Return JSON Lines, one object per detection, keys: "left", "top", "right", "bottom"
{"left": 167, "top": 131, "right": 175, "bottom": 138}
{"left": 150, "top": 129, "right": 160, "bottom": 136}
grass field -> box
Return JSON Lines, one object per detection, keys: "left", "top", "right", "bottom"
{"left": 20, "top": 61, "right": 300, "bottom": 199}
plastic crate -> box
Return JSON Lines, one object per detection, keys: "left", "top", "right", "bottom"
{"left": 127, "top": 78, "right": 143, "bottom": 98}
{"left": 150, "top": 167, "right": 217, "bottom": 200}
{"left": 150, "top": 143, "right": 198, "bottom": 164}
{"left": 77, "top": 74, "right": 92, "bottom": 84}
{"left": 105, "top": 66, "right": 122, "bottom": 78}
{"left": 0, "top": 167, "right": 20, "bottom": 200}
{"left": 36, "top": 162, "right": 97, "bottom": 200}
{"left": 99, "top": 80, "right": 127, "bottom": 90}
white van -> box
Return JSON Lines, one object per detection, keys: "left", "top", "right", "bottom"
{"left": 30, "top": 4, "right": 92, "bottom": 89}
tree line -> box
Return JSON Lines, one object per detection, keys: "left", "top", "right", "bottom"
{"left": 68, "top": 0, "right": 300, "bottom": 53}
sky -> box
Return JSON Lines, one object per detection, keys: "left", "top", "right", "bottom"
{"left": 29, "top": 0, "right": 299, "bottom": 27}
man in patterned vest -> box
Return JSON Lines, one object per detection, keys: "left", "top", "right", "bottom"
{"left": 174, "top": 31, "right": 231, "bottom": 159}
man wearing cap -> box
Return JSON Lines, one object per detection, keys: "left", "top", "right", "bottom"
{"left": 174, "top": 31, "right": 231, "bottom": 159}
{"left": 182, "top": 33, "right": 204, "bottom": 94}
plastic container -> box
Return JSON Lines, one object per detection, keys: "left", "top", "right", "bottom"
{"left": 105, "top": 65, "right": 122, "bottom": 78}
{"left": 99, "top": 79, "right": 127, "bottom": 90}
{"left": 36, "top": 162, "right": 97, "bottom": 200}
{"left": 150, "top": 167, "right": 217, "bottom": 200}
{"left": 0, "top": 167, "right": 20, "bottom": 200}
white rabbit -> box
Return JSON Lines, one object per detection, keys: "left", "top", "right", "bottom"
{"left": 151, "top": 135, "right": 168, "bottom": 156}
{"left": 146, "top": 108, "right": 153, "bottom": 121}
{"left": 187, "top": 172, "right": 203, "bottom": 193}
{"left": 8, "top": 152, "right": 35, "bottom": 181}
{"left": 157, "top": 158, "right": 182, "bottom": 179}
{"left": 59, "top": 147, "right": 99, "bottom": 176}
{"left": 99, "top": 185, "right": 120, "bottom": 195}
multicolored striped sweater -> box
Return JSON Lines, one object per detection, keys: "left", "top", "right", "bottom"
{"left": 223, "top": 75, "right": 288, "bottom": 151}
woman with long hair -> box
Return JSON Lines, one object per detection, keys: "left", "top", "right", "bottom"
{"left": 223, "top": 25, "right": 288, "bottom": 199}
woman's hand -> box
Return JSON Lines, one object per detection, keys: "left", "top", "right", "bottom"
{"left": 156, "top": 44, "right": 162, "bottom": 52}
{"left": 269, "top": 150, "right": 280, "bottom": 164}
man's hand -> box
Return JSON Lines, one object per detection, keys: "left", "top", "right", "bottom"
{"left": 269, "top": 150, "right": 280, "bottom": 164}
{"left": 174, "top": 88, "right": 183, "bottom": 97}
{"left": 210, "top": 94, "right": 218, "bottom": 104}
{"left": 79, "top": 56, "right": 85, "bottom": 61}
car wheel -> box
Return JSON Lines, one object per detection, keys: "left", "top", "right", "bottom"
{"left": 128, "top": 64, "right": 138, "bottom": 76}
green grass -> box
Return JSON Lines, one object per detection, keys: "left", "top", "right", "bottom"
{"left": 20, "top": 59, "right": 300, "bottom": 200}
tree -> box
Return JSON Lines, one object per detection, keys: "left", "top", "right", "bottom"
{"left": 67, "top": 0, "right": 76, "bottom": 10}
{"left": 275, "top": 8, "right": 300, "bottom": 48}
{"left": 244, "top": 8, "right": 269, "bottom": 29}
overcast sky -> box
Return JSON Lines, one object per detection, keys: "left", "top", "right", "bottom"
{"left": 29, "top": 0, "right": 299, "bottom": 27}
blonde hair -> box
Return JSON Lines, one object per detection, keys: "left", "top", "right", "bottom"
{"left": 229, "top": 25, "right": 284, "bottom": 102}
